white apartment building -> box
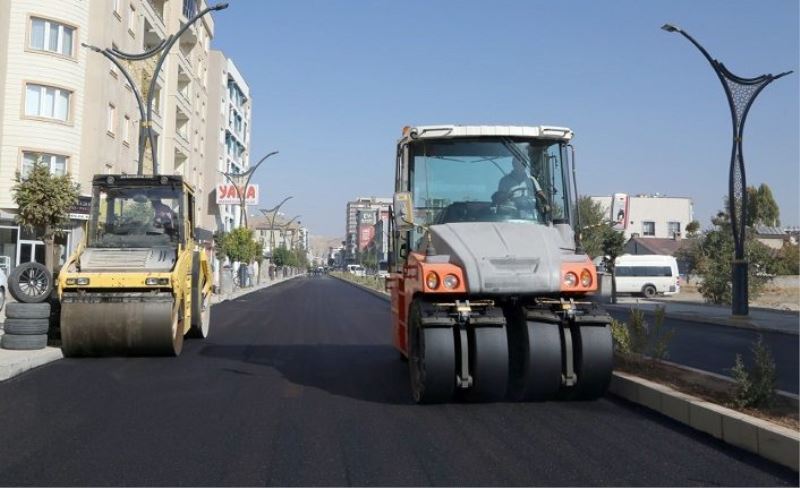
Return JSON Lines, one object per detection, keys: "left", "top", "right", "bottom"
{"left": 0, "top": 0, "right": 218, "bottom": 275}
{"left": 591, "top": 193, "right": 694, "bottom": 240}
{"left": 202, "top": 50, "right": 251, "bottom": 238}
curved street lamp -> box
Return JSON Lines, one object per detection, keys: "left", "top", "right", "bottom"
{"left": 260, "top": 196, "right": 294, "bottom": 253}
{"left": 661, "top": 23, "right": 792, "bottom": 316}
{"left": 83, "top": 2, "right": 229, "bottom": 175}
{"left": 219, "top": 150, "right": 279, "bottom": 228}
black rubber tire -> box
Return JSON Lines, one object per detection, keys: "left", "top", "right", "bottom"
{"left": 508, "top": 315, "right": 562, "bottom": 401}
{"left": 188, "top": 252, "right": 211, "bottom": 339}
{"left": 171, "top": 301, "right": 185, "bottom": 356}
{"left": 563, "top": 324, "right": 614, "bottom": 400}
{"left": 642, "top": 285, "right": 657, "bottom": 298}
{"left": 8, "top": 262, "right": 53, "bottom": 303}
{"left": 1, "top": 333, "right": 48, "bottom": 350}
{"left": 4, "top": 318, "right": 49, "bottom": 335}
{"left": 464, "top": 326, "right": 509, "bottom": 402}
{"left": 408, "top": 300, "right": 456, "bottom": 404}
{"left": 5, "top": 302, "right": 51, "bottom": 319}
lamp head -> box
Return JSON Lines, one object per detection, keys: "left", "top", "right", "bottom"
{"left": 661, "top": 23, "right": 680, "bottom": 33}
{"left": 211, "top": 3, "right": 229, "bottom": 11}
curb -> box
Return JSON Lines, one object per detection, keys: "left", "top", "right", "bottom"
{"left": 604, "top": 304, "right": 799, "bottom": 337}
{"left": 650, "top": 297, "right": 800, "bottom": 316}
{"left": 211, "top": 274, "right": 302, "bottom": 304}
{"left": 609, "top": 371, "right": 799, "bottom": 472}
{"left": 0, "top": 344, "right": 63, "bottom": 382}
{"left": 330, "top": 274, "right": 390, "bottom": 301}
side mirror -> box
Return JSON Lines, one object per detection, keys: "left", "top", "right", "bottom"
{"left": 393, "top": 192, "right": 414, "bottom": 232}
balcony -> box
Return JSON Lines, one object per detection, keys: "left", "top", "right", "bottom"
{"left": 142, "top": 1, "right": 166, "bottom": 40}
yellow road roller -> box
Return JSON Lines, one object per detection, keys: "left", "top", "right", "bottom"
{"left": 58, "top": 174, "right": 213, "bottom": 356}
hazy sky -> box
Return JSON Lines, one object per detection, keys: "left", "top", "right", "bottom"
{"left": 211, "top": 0, "right": 799, "bottom": 237}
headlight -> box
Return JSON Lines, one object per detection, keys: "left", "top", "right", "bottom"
{"left": 425, "top": 272, "right": 439, "bottom": 290}
{"left": 563, "top": 272, "right": 578, "bottom": 288}
{"left": 145, "top": 277, "right": 170, "bottom": 286}
{"left": 66, "top": 277, "right": 90, "bottom": 286}
{"left": 443, "top": 274, "right": 459, "bottom": 289}
{"left": 580, "top": 269, "right": 593, "bottom": 287}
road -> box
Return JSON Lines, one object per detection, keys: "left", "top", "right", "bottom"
{"left": 0, "top": 276, "right": 796, "bottom": 486}
{"left": 605, "top": 309, "right": 799, "bottom": 394}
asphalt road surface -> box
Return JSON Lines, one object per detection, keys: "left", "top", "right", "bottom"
{"left": 0, "top": 276, "right": 796, "bottom": 486}
{"left": 605, "top": 309, "right": 799, "bottom": 394}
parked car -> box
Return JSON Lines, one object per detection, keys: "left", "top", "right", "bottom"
{"left": 613, "top": 254, "right": 680, "bottom": 298}
{"left": 346, "top": 264, "right": 365, "bottom": 277}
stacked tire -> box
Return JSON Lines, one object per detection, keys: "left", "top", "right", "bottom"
{"left": 2, "top": 303, "right": 50, "bottom": 350}
{"left": 1, "top": 262, "right": 53, "bottom": 351}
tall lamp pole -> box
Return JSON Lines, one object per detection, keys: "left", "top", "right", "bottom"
{"left": 83, "top": 3, "right": 229, "bottom": 175}
{"left": 219, "top": 150, "right": 279, "bottom": 229}
{"left": 260, "top": 196, "right": 294, "bottom": 255}
{"left": 661, "top": 24, "right": 792, "bottom": 317}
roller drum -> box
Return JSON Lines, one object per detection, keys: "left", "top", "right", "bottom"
{"left": 60, "top": 292, "right": 180, "bottom": 357}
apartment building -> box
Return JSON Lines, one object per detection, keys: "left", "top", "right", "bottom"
{"left": 345, "top": 196, "right": 391, "bottom": 262}
{"left": 591, "top": 193, "right": 694, "bottom": 240}
{"left": 202, "top": 50, "right": 251, "bottom": 239}
{"left": 0, "top": 0, "right": 218, "bottom": 274}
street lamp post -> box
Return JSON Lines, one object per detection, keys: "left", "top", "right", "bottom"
{"left": 83, "top": 3, "right": 229, "bottom": 175}
{"left": 260, "top": 196, "right": 294, "bottom": 255}
{"left": 219, "top": 150, "right": 279, "bottom": 229}
{"left": 662, "top": 24, "right": 792, "bottom": 317}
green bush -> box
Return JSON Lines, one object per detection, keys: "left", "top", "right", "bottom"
{"left": 610, "top": 307, "right": 674, "bottom": 361}
{"left": 731, "top": 336, "right": 777, "bottom": 409}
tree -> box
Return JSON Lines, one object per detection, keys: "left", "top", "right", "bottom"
{"left": 746, "top": 183, "right": 780, "bottom": 228}
{"left": 771, "top": 243, "right": 799, "bottom": 275}
{"left": 217, "top": 227, "right": 260, "bottom": 264}
{"left": 13, "top": 161, "right": 79, "bottom": 273}
{"left": 685, "top": 220, "right": 701, "bottom": 237}
{"left": 695, "top": 203, "right": 774, "bottom": 304}
{"left": 577, "top": 196, "right": 609, "bottom": 259}
{"left": 602, "top": 227, "right": 626, "bottom": 304}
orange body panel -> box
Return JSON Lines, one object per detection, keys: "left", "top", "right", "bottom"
{"left": 389, "top": 253, "right": 467, "bottom": 356}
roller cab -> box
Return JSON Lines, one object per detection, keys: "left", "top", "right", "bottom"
{"left": 387, "top": 125, "right": 613, "bottom": 403}
{"left": 58, "top": 174, "right": 213, "bottom": 357}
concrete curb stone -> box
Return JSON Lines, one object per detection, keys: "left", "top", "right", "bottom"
{"left": 609, "top": 371, "right": 799, "bottom": 471}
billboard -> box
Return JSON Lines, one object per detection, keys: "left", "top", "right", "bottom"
{"left": 357, "top": 209, "right": 376, "bottom": 251}
{"left": 216, "top": 183, "right": 259, "bottom": 205}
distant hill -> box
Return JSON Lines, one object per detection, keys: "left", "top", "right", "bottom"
{"left": 308, "top": 235, "right": 344, "bottom": 258}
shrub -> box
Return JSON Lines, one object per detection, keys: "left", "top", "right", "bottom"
{"left": 611, "top": 307, "right": 675, "bottom": 361}
{"left": 731, "top": 336, "right": 777, "bottom": 408}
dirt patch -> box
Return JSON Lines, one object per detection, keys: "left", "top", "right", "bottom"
{"left": 679, "top": 281, "right": 800, "bottom": 311}
{"left": 616, "top": 355, "right": 799, "bottom": 430}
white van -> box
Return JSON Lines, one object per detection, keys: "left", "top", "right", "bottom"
{"left": 613, "top": 255, "right": 680, "bottom": 298}
{"left": 347, "top": 264, "right": 366, "bottom": 277}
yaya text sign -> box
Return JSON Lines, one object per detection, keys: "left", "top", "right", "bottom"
{"left": 216, "top": 184, "right": 259, "bottom": 205}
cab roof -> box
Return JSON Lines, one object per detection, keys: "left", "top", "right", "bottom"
{"left": 401, "top": 125, "right": 574, "bottom": 142}
{"left": 92, "top": 174, "right": 194, "bottom": 192}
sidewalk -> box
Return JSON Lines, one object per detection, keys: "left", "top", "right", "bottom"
{"left": 604, "top": 297, "right": 799, "bottom": 336}
{"left": 0, "top": 274, "right": 303, "bottom": 382}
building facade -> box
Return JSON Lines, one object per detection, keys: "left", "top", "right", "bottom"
{"left": 591, "top": 193, "right": 694, "bottom": 241}
{"left": 0, "top": 0, "right": 219, "bottom": 276}
{"left": 202, "top": 50, "right": 251, "bottom": 238}
{"left": 345, "top": 196, "right": 391, "bottom": 262}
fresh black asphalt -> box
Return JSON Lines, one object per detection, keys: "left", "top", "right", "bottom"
{"left": 0, "top": 276, "right": 796, "bottom": 486}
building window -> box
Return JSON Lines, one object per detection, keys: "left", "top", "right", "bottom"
{"left": 25, "top": 83, "right": 71, "bottom": 122}
{"left": 667, "top": 221, "right": 681, "bottom": 236}
{"left": 112, "top": 0, "right": 121, "bottom": 17}
{"left": 22, "top": 151, "right": 68, "bottom": 177}
{"left": 122, "top": 115, "right": 130, "bottom": 144}
{"left": 128, "top": 5, "right": 137, "bottom": 35}
{"left": 642, "top": 221, "right": 656, "bottom": 237}
{"left": 107, "top": 104, "right": 116, "bottom": 135}
{"left": 183, "top": 0, "right": 198, "bottom": 19}
{"left": 29, "top": 18, "right": 75, "bottom": 57}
